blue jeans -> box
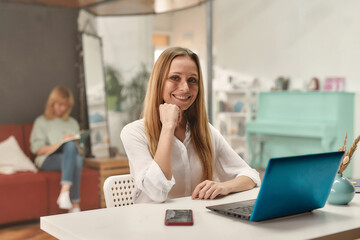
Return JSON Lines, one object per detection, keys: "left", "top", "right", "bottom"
{"left": 41, "top": 141, "right": 83, "bottom": 203}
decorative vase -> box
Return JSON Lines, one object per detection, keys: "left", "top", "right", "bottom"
{"left": 328, "top": 173, "right": 355, "bottom": 205}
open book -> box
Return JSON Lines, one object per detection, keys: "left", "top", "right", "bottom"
{"left": 47, "top": 130, "right": 91, "bottom": 156}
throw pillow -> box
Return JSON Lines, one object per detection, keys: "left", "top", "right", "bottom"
{"left": 0, "top": 135, "right": 38, "bottom": 174}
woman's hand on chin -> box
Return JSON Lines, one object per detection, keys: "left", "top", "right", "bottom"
{"left": 159, "top": 103, "right": 182, "bottom": 129}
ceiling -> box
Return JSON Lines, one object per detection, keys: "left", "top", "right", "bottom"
{"left": 2, "top": 0, "right": 207, "bottom": 16}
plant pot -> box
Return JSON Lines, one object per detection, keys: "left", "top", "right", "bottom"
{"left": 328, "top": 173, "right": 355, "bottom": 205}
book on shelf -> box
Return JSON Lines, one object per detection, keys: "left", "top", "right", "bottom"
{"left": 351, "top": 179, "right": 360, "bottom": 193}
{"left": 47, "top": 130, "right": 91, "bottom": 156}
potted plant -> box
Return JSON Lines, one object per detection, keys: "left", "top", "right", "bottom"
{"left": 123, "top": 64, "right": 150, "bottom": 120}
{"left": 328, "top": 133, "right": 359, "bottom": 205}
{"left": 105, "top": 66, "right": 126, "bottom": 111}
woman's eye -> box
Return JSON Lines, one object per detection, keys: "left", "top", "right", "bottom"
{"left": 170, "top": 76, "right": 179, "bottom": 81}
{"left": 188, "top": 78, "right": 197, "bottom": 83}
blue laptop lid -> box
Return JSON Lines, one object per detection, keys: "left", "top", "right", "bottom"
{"left": 250, "top": 151, "right": 344, "bottom": 222}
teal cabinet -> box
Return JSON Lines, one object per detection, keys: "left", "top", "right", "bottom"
{"left": 246, "top": 91, "right": 354, "bottom": 177}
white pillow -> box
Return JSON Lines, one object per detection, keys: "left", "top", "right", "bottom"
{"left": 0, "top": 135, "right": 38, "bottom": 174}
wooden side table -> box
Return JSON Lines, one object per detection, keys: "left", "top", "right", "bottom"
{"left": 84, "top": 156, "right": 130, "bottom": 208}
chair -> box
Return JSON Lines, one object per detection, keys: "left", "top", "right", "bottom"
{"left": 103, "top": 174, "right": 136, "bottom": 208}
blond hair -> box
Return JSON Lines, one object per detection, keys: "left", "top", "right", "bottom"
{"left": 44, "top": 86, "right": 74, "bottom": 121}
{"left": 143, "top": 47, "right": 214, "bottom": 180}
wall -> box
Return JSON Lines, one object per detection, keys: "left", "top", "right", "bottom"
{"left": 97, "top": 15, "right": 153, "bottom": 83}
{"left": 213, "top": 0, "right": 360, "bottom": 89}
{"left": 0, "top": 2, "right": 80, "bottom": 124}
{"left": 213, "top": 0, "right": 360, "bottom": 177}
{"left": 160, "top": 5, "right": 208, "bottom": 97}
{"left": 167, "top": 5, "right": 207, "bottom": 61}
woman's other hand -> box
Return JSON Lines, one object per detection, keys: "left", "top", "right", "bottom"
{"left": 63, "top": 134, "right": 74, "bottom": 142}
{"left": 191, "top": 180, "right": 230, "bottom": 200}
{"left": 159, "top": 103, "right": 181, "bottom": 130}
{"left": 36, "top": 142, "right": 62, "bottom": 156}
{"left": 192, "top": 176, "right": 256, "bottom": 200}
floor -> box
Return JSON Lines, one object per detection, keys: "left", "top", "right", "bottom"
{"left": 0, "top": 220, "right": 56, "bottom": 240}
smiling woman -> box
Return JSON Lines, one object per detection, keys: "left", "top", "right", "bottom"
{"left": 120, "top": 47, "right": 260, "bottom": 203}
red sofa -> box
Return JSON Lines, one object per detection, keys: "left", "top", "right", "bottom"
{"left": 0, "top": 124, "right": 99, "bottom": 225}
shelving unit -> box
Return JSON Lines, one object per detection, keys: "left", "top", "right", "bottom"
{"left": 89, "top": 121, "right": 107, "bottom": 128}
{"left": 87, "top": 101, "right": 110, "bottom": 158}
{"left": 213, "top": 88, "right": 258, "bottom": 161}
{"left": 84, "top": 156, "right": 130, "bottom": 208}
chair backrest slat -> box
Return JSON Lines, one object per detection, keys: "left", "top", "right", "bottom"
{"left": 103, "top": 174, "right": 136, "bottom": 208}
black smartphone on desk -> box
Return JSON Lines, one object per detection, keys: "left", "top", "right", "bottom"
{"left": 165, "top": 209, "right": 193, "bottom": 226}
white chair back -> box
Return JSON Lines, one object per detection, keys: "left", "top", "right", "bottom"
{"left": 103, "top": 174, "right": 136, "bottom": 208}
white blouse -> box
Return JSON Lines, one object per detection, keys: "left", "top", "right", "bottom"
{"left": 120, "top": 119, "right": 261, "bottom": 203}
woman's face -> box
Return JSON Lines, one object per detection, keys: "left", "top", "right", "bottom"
{"left": 162, "top": 56, "right": 199, "bottom": 111}
{"left": 53, "top": 100, "right": 69, "bottom": 118}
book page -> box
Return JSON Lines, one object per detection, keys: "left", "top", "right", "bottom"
{"left": 47, "top": 130, "right": 90, "bottom": 156}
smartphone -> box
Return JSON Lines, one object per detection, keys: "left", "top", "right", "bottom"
{"left": 165, "top": 209, "right": 193, "bottom": 226}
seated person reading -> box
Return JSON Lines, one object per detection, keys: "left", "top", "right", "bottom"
{"left": 30, "top": 86, "right": 83, "bottom": 213}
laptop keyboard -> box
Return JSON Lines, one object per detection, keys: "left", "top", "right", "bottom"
{"left": 207, "top": 199, "right": 256, "bottom": 220}
{"left": 229, "top": 205, "right": 253, "bottom": 215}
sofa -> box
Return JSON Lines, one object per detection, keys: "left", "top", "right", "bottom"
{"left": 0, "top": 124, "right": 99, "bottom": 225}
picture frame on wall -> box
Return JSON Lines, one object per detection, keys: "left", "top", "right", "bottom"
{"left": 323, "top": 77, "right": 345, "bottom": 91}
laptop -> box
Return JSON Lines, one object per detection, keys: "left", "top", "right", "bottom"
{"left": 206, "top": 151, "right": 344, "bottom": 222}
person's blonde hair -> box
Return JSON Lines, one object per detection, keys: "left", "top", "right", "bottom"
{"left": 143, "top": 47, "right": 214, "bottom": 180}
{"left": 44, "top": 86, "right": 74, "bottom": 121}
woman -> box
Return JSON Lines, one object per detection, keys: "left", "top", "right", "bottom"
{"left": 121, "top": 47, "right": 261, "bottom": 203}
{"left": 30, "top": 86, "right": 83, "bottom": 213}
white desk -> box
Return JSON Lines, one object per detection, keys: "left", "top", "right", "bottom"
{"left": 41, "top": 188, "right": 360, "bottom": 240}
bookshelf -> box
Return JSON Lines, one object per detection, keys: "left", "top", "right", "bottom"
{"left": 214, "top": 88, "right": 258, "bottom": 161}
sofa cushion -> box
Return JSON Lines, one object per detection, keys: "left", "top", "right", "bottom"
{"left": 0, "top": 136, "right": 37, "bottom": 174}
{"left": 39, "top": 167, "right": 99, "bottom": 215}
{"left": 23, "top": 123, "right": 36, "bottom": 162}
{"left": 0, "top": 172, "right": 48, "bottom": 225}
{"left": 0, "top": 125, "right": 25, "bottom": 152}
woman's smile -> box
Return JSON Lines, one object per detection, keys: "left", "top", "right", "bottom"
{"left": 172, "top": 94, "right": 191, "bottom": 100}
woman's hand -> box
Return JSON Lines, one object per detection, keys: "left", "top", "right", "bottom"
{"left": 192, "top": 176, "right": 257, "bottom": 200}
{"left": 192, "top": 180, "right": 230, "bottom": 200}
{"left": 153, "top": 103, "right": 181, "bottom": 180}
{"left": 36, "top": 142, "right": 62, "bottom": 156}
{"left": 63, "top": 134, "right": 74, "bottom": 142}
{"left": 159, "top": 103, "right": 181, "bottom": 130}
